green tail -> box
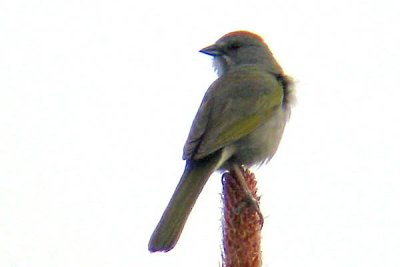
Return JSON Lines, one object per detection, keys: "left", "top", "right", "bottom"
{"left": 148, "top": 153, "right": 221, "bottom": 252}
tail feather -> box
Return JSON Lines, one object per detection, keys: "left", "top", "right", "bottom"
{"left": 148, "top": 153, "right": 221, "bottom": 252}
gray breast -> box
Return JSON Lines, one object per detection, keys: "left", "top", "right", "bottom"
{"left": 225, "top": 106, "right": 290, "bottom": 167}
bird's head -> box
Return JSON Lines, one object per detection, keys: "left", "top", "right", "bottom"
{"left": 200, "top": 31, "right": 283, "bottom": 76}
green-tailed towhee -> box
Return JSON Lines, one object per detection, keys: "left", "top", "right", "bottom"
{"left": 148, "top": 31, "right": 294, "bottom": 252}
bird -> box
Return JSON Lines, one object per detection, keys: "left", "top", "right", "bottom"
{"left": 148, "top": 30, "right": 294, "bottom": 252}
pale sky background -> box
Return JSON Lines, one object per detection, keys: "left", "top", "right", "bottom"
{"left": 1, "top": 0, "right": 399, "bottom": 266}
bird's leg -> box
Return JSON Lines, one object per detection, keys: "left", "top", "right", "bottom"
{"left": 231, "top": 164, "right": 264, "bottom": 227}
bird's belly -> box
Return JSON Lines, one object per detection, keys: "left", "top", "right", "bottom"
{"left": 227, "top": 107, "right": 289, "bottom": 167}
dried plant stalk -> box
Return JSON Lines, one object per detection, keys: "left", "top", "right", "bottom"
{"left": 222, "top": 168, "right": 262, "bottom": 267}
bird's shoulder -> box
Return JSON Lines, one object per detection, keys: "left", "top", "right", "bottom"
{"left": 206, "top": 65, "right": 280, "bottom": 99}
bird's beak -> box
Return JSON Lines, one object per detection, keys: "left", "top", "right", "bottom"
{"left": 199, "top": 44, "right": 222, "bottom": 56}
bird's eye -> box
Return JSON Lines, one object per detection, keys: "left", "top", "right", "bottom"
{"left": 227, "top": 42, "right": 241, "bottom": 50}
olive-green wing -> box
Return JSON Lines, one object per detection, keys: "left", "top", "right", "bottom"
{"left": 183, "top": 67, "right": 284, "bottom": 160}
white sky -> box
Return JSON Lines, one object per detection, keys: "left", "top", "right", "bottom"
{"left": 1, "top": 0, "right": 399, "bottom": 266}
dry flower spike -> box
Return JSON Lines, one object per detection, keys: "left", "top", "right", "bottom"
{"left": 222, "top": 168, "right": 263, "bottom": 267}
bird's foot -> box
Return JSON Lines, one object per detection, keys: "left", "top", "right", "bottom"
{"left": 234, "top": 194, "right": 264, "bottom": 227}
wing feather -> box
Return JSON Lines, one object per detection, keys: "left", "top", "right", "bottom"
{"left": 183, "top": 66, "right": 283, "bottom": 160}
